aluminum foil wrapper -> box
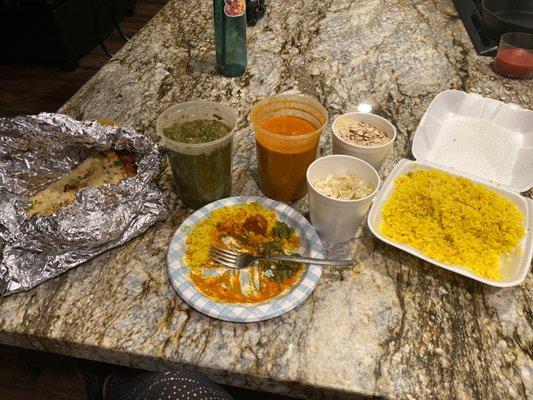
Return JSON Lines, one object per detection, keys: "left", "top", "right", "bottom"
{"left": 0, "top": 113, "right": 172, "bottom": 296}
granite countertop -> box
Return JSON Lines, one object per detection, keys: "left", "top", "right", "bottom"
{"left": 1, "top": 0, "right": 532, "bottom": 399}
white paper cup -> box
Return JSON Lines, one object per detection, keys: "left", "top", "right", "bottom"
{"left": 306, "top": 155, "right": 381, "bottom": 243}
{"left": 331, "top": 112, "right": 396, "bottom": 170}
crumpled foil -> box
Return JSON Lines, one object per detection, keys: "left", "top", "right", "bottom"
{"left": 0, "top": 113, "right": 172, "bottom": 296}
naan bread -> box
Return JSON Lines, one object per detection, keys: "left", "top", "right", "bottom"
{"left": 26, "top": 150, "right": 136, "bottom": 217}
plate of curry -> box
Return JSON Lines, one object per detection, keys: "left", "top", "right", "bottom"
{"left": 167, "top": 196, "right": 324, "bottom": 322}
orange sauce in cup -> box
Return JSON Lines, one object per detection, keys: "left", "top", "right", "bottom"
{"left": 260, "top": 116, "right": 316, "bottom": 136}
{"left": 256, "top": 115, "right": 319, "bottom": 201}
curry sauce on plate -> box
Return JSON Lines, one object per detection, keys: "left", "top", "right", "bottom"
{"left": 184, "top": 202, "right": 305, "bottom": 303}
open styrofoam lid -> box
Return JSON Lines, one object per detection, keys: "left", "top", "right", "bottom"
{"left": 412, "top": 90, "right": 533, "bottom": 192}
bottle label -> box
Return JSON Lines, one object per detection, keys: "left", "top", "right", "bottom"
{"left": 224, "top": 0, "right": 245, "bottom": 17}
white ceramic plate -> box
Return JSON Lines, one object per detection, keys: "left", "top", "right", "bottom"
{"left": 167, "top": 196, "right": 324, "bottom": 322}
{"left": 368, "top": 159, "right": 533, "bottom": 287}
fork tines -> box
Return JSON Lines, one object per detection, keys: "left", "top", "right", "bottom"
{"left": 210, "top": 246, "right": 240, "bottom": 269}
{"left": 211, "top": 246, "right": 240, "bottom": 256}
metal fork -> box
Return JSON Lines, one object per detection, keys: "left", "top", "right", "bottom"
{"left": 210, "top": 246, "right": 357, "bottom": 269}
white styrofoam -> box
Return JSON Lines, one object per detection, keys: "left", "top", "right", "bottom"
{"left": 412, "top": 90, "right": 533, "bottom": 192}
{"left": 306, "top": 155, "right": 380, "bottom": 243}
{"left": 368, "top": 159, "right": 533, "bottom": 287}
{"left": 331, "top": 112, "right": 397, "bottom": 170}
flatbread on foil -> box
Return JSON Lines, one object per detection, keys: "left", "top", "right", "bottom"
{"left": 0, "top": 113, "right": 172, "bottom": 296}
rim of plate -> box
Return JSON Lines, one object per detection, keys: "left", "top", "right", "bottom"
{"left": 167, "top": 196, "right": 324, "bottom": 322}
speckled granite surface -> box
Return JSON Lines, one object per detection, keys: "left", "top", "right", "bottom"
{"left": 1, "top": 0, "right": 532, "bottom": 399}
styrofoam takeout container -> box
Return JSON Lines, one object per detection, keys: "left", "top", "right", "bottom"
{"left": 331, "top": 112, "right": 397, "bottom": 170}
{"left": 368, "top": 159, "right": 533, "bottom": 287}
{"left": 412, "top": 90, "right": 533, "bottom": 192}
{"left": 307, "top": 155, "right": 380, "bottom": 243}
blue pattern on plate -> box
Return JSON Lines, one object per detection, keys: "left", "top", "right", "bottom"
{"left": 167, "top": 196, "right": 324, "bottom": 322}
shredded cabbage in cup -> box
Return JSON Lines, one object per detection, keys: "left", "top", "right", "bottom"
{"left": 313, "top": 172, "right": 373, "bottom": 200}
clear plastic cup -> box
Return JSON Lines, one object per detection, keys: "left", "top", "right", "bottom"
{"left": 251, "top": 94, "right": 328, "bottom": 202}
{"left": 306, "top": 155, "right": 380, "bottom": 243}
{"left": 156, "top": 101, "right": 236, "bottom": 209}
{"left": 494, "top": 32, "right": 533, "bottom": 80}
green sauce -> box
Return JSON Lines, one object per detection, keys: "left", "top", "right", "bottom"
{"left": 164, "top": 118, "right": 233, "bottom": 209}
{"left": 163, "top": 119, "right": 230, "bottom": 144}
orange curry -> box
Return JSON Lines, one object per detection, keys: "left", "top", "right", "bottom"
{"left": 260, "top": 115, "right": 316, "bottom": 136}
{"left": 256, "top": 115, "right": 319, "bottom": 202}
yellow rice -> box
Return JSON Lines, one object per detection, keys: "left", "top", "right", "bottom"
{"left": 380, "top": 169, "right": 525, "bottom": 280}
{"left": 185, "top": 202, "right": 278, "bottom": 270}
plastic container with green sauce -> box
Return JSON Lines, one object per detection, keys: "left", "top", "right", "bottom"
{"left": 157, "top": 101, "right": 236, "bottom": 209}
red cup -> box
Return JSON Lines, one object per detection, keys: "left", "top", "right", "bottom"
{"left": 494, "top": 32, "right": 533, "bottom": 80}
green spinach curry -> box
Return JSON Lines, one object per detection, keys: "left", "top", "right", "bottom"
{"left": 163, "top": 118, "right": 233, "bottom": 209}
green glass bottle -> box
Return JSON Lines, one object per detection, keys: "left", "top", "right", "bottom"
{"left": 213, "top": 0, "right": 247, "bottom": 77}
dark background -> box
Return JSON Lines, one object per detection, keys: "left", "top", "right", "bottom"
{"left": 0, "top": 0, "right": 166, "bottom": 118}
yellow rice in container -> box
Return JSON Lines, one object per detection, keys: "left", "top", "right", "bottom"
{"left": 380, "top": 169, "right": 525, "bottom": 280}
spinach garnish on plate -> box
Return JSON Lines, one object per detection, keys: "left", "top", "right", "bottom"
{"left": 272, "top": 221, "right": 294, "bottom": 240}
{"left": 260, "top": 240, "right": 284, "bottom": 254}
{"left": 259, "top": 240, "right": 302, "bottom": 283}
